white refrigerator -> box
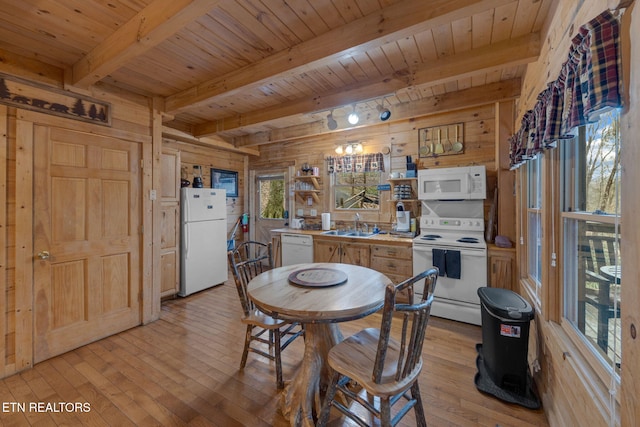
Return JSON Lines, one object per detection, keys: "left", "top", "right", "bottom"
{"left": 179, "top": 188, "right": 228, "bottom": 296}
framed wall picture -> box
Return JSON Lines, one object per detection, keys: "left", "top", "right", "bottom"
{"left": 211, "top": 168, "right": 238, "bottom": 197}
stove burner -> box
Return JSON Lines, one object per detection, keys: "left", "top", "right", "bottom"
{"left": 420, "top": 237, "right": 437, "bottom": 241}
{"left": 421, "top": 234, "right": 441, "bottom": 239}
{"left": 457, "top": 237, "right": 480, "bottom": 244}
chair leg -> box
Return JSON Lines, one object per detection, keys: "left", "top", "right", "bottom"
{"left": 274, "top": 328, "right": 284, "bottom": 389}
{"left": 317, "top": 370, "right": 341, "bottom": 427}
{"left": 411, "top": 381, "right": 427, "bottom": 427}
{"left": 240, "top": 324, "right": 252, "bottom": 369}
{"left": 380, "top": 397, "right": 392, "bottom": 427}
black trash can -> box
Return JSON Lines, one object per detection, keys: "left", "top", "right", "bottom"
{"left": 477, "top": 287, "right": 534, "bottom": 396}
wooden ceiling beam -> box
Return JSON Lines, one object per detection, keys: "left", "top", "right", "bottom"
{"left": 233, "top": 78, "right": 522, "bottom": 147}
{"left": 162, "top": 126, "right": 260, "bottom": 156}
{"left": 164, "top": 0, "right": 515, "bottom": 113}
{"left": 71, "top": 0, "right": 220, "bottom": 88}
{"left": 193, "top": 32, "right": 538, "bottom": 138}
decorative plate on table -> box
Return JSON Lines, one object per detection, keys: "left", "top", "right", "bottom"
{"left": 288, "top": 268, "right": 348, "bottom": 288}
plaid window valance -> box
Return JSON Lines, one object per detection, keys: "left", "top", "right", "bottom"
{"left": 327, "top": 153, "right": 385, "bottom": 174}
{"left": 510, "top": 9, "right": 622, "bottom": 169}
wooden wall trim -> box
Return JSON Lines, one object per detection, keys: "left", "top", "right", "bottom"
{"left": 620, "top": 2, "right": 639, "bottom": 425}
{"left": 146, "top": 97, "right": 163, "bottom": 323}
{"left": 16, "top": 109, "right": 151, "bottom": 144}
{"left": 14, "top": 118, "right": 34, "bottom": 371}
{"left": 0, "top": 105, "right": 7, "bottom": 377}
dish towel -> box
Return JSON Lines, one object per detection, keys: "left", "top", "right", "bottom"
{"left": 432, "top": 249, "right": 446, "bottom": 277}
{"left": 445, "top": 250, "right": 461, "bottom": 279}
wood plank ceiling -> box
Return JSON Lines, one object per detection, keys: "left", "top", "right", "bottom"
{"left": 0, "top": 0, "right": 551, "bottom": 148}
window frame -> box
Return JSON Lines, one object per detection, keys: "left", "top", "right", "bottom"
{"left": 331, "top": 170, "right": 382, "bottom": 211}
{"left": 517, "top": 111, "right": 622, "bottom": 404}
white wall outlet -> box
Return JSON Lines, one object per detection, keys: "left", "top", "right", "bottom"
{"left": 310, "top": 209, "right": 317, "bottom": 216}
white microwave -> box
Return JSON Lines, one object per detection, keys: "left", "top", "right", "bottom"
{"left": 417, "top": 165, "right": 486, "bottom": 200}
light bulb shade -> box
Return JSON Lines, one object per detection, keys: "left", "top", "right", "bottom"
{"left": 327, "top": 112, "right": 338, "bottom": 130}
{"left": 345, "top": 145, "right": 353, "bottom": 154}
{"left": 347, "top": 112, "right": 359, "bottom": 125}
{"left": 335, "top": 146, "right": 343, "bottom": 154}
{"left": 355, "top": 143, "right": 363, "bottom": 153}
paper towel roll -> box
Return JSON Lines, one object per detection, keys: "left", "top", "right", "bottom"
{"left": 321, "top": 213, "right": 331, "bottom": 231}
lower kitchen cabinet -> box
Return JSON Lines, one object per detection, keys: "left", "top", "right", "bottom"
{"left": 314, "top": 238, "right": 370, "bottom": 267}
{"left": 487, "top": 244, "right": 516, "bottom": 291}
{"left": 160, "top": 203, "right": 180, "bottom": 297}
{"left": 371, "top": 244, "right": 413, "bottom": 302}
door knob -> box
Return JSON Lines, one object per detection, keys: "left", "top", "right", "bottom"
{"left": 37, "top": 250, "right": 50, "bottom": 260}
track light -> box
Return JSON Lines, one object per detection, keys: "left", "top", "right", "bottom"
{"left": 377, "top": 99, "right": 391, "bottom": 121}
{"left": 327, "top": 110, "right": 337, "bottom": 130}
{"left": 347, "top": 105, "right": 359, "bottom": 125}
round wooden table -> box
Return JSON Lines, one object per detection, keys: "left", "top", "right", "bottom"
{"left": 247, "top": 262, "right": 392, "bottom": 427}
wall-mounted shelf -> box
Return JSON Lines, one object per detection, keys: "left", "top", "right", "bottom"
{"left": 388, "top": 177, "right": 417, "bottom": 204}
{"left": 295, "top": 175, "right": 321, "bottom": 204}
{"left": 387, "top": 177, "right": 417, "bottom": 182}
{"left": 295, "top": 175, "right": 321, "bottom": 188}
{"left": 295, "top": 190, "right": 321, "bottom": 204}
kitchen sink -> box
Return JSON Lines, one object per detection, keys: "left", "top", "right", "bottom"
{"left": 321, "top": 230, "right": 375, "bottom": 238}
{"left": 321, "top": 230, "right": 351, "bottom": 236}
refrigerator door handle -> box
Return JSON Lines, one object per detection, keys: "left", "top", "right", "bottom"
{"left": 184, "top": 223, "right": 190, "bottom": 259}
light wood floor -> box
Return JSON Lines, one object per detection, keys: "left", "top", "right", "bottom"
{"left": 0, "top": 279, "right": 549, "bottom": 426}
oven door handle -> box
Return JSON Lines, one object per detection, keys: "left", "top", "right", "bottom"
{"left": 412, "top": 246, "right": 486, "bottom": 257}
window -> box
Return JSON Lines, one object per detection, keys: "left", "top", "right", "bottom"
{"left": 333, "top": 171, "right": 381, "bottom": 210}
{"left": 526, "top": 154, "right": 543, "bottom": 303}
{"left": 562, "top": 109, "right": 621, "bottom": 371}
{"left": 258, "top": 175, "right": 285, "bottom": 219}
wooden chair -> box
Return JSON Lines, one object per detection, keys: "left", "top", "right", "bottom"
{"left": 317, "top": 268, "right": 438, "bottom": 427}
{"left": 577, "top": 223, "right": 620, "bottom": 351}
{"left": 227, "top": 241, "right": 304, "bottom": 389}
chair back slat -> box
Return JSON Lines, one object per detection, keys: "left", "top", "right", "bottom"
{"left": 373, "top": 267, "right": 438, "bottom": 384}
{"left": 228, "top": 241, "right": 273, "bottom": 316}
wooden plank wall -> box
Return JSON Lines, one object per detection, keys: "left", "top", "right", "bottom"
{"left": 0, "top": 83, "right": 154, "bottom": 378}
{"left": 254, "top": 103, "right": 504, "bottom": 232}
{"left": 515, "top": 1, "right": 635, "bottom": 426}
{"left": 162, "top": 139, "right": 246, "bottom": 241}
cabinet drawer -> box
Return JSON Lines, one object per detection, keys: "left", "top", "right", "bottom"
{"left": 371, "top": 245, "right": 412, "bottom": 259}
{"left": 371, "top": 256, "right": 412, "bottom": 276}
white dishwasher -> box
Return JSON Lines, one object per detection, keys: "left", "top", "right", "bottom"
{"left": 281, "top": 234, "right": 314, "bottom": 266}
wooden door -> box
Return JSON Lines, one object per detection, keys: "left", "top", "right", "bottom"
{"left": 341, "top": 242, "right": 371, "bottom": 267}
{"left": 313, "top": 239, "right": 340, "bottom": 263}
{"left": 33, "top": 126, "right": 141, "bottom": 363}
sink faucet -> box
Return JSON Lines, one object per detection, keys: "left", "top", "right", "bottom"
{"left": 354, "top": 213, "right": 360, "bottom": 232}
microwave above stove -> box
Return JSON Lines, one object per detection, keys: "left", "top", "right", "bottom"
{"left": 417, "top": 165, "right": 486, "bottom": 200}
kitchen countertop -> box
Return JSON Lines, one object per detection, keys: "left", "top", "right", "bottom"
{"left": 271, "top": 227, "right": 414, "bottom": 245}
